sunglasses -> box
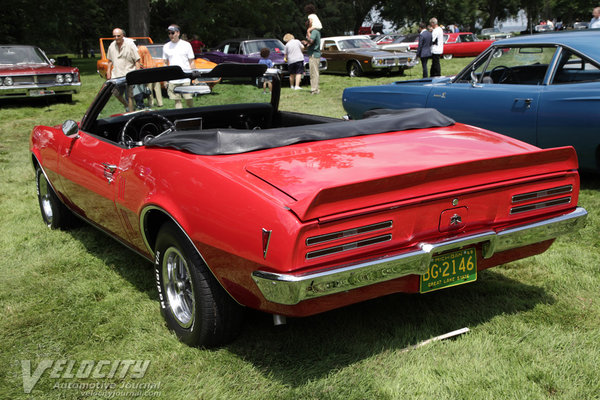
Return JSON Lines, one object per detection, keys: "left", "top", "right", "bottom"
{"left": 168, "top": 31, "right": 177, "bottom": 35}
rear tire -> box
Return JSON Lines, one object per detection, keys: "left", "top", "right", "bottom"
{"left": 36, "top": 166, "right": 73, "bottom": 229}
{"left": 154, "top": 222, "right": 243, "bottom": 347}
{"left": 443, "top": 54, "right": 453, "bottom": 60}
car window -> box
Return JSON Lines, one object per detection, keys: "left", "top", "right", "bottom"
{"left": 244, "top": 40, "right": 285, "bottom": 55}
{"left": 338, "top": 38, "right": 377, "bottom": 50}
{"left": 225, "top": 43, "right": 240, "bottom": 54}
{"left": 323, "top": 40, "right": 337, "bottom": 50}
{"left": 552, "top": 49, "right": 600, "bottom": 84}
{"left": 477, "top": 46, "right": 557, "bottom": 85}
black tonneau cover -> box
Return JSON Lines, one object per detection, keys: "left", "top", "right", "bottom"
{"left": 148, "top": 108, "right": 455, "bottom": 155}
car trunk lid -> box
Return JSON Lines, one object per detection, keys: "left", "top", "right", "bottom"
{"left": 245, "top": 125, "right": 578, "bottom": 221}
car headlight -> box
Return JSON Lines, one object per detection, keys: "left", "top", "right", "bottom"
{"left": 56, "top": 74, "right": 64, "bottom": 84}
{"left": 3, "top": 77, "right": 13, "bottom": 86}
{"left": 372, "top": 58, "right": 383, "bottom": 66}
{"left": 64, "top": 74, "right": 73, "bottom": 83}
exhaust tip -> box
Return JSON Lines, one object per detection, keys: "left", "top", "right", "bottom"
{"left": 272, "top": 314, "right": 287, "bottom": 326}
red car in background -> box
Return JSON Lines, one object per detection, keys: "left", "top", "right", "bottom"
{"left": 0, "top": 45, "right": 80, "bottom": 102}
{"left": 441, "top": 32, "right": 495, "bottom": 59}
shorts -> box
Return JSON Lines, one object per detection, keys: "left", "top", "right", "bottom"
{"left": 167, "top": 82, "right": 193, "bottom": 100}
{"left": 288, "top": 61, "right": 304, "bottom": 75}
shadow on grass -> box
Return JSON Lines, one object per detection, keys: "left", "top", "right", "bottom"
{"left": 227, "top": 269, "right": 553, "bottom": 387}
{"left": 66, "top": 223, "right": 554, "bottom": 387}
{"left": 65, "top": 224, "right": 156, "bottom": 299}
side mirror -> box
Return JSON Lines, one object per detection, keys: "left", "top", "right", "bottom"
{"left": 62, "top": 120, "right": 79, "bottom": 137}
{"left": 470, "top": 71, "right": 482, "bottom": 88}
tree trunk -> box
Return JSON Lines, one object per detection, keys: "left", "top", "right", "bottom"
{"left": 128, "top": 0, "right": 150, "bottom": 37}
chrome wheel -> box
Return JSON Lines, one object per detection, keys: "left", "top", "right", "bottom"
{"left": 162, "top": 247, "right": 195, "bottom": 328}
{"left": 37, "top": 174, "right": 54, "bottom": 226}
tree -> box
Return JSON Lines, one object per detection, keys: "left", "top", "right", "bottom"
{"left": 129, "top": 0, "right": 150, "bottom": 37}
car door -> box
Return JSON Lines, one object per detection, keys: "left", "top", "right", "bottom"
{"left": 427, "top": 46, "right": 557, "bottom": 146}
{"left": 57, "top": 131, "right": 130, "bottom": 241}
{"left": 537, "top": 48, "right": 600, "bottom": 171}
{"left": 321, "top": 40, "right": 344, "bottom": 73}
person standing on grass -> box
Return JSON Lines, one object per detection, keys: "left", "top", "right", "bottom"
{"left": 430, "top": 17, "right": 444, "bottom": 77}
{"left": 283, "top": 33, "right": 305, "bottom": 90}
{"left": 106, "top": 28, "right": 140, "bottom": 111}
{"left": 302, "top": 21, "right": 322, "bottom": 94}
{"left": 258, "top": 47, "right": 274, "bottom": 94}
{"left": 416, "top": 22, "right": 432, "bottom": 78}
{"left": 163, "top": 24, "right": 195, "bottom": 109}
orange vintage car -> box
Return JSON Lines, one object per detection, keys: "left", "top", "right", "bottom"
{"left": 97, "top": 37, "right": 217, "bottom": 79}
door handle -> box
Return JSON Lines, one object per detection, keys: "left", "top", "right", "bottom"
{"left": 514, "top": 98, "right": 532, "bottom": 108}
{"left": 101, "top": 163, "right": 117, "bottom": 183}
{"left": 101, "top": 163, "right": 117, "bottom": 173}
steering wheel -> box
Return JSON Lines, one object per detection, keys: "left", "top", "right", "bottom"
{"left": 490, "top": 65, "right": 517, "bottom": 84}
{"left": 119, "top": 112, "right": 175, "bottom": 148}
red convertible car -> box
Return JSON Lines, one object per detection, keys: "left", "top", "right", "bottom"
{"left": 0, "top": 45, "right": 80, "bottom": 101}
{"left": 441, "top": 32, "right": 495, "bottom": 59}
{"left": 31, "top": 64, "right": 587, "bottom": 347}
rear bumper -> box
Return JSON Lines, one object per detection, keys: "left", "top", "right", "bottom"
{"left": 252, "top": 207, "right": 587, "bottom": 305}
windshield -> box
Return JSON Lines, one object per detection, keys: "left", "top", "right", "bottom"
{"left": 0, "top": 46, "right": 48, "bottom": 65}
{"left": 244, "top": 40, "right": 285, "bottom": 55}
{"left": 338, "top": 38, "right": 377, "bottom": 50}
{"left": 145, "top": 45, "right": 163, "bottom": 58}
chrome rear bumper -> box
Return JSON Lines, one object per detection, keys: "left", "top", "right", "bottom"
{"left": 252, "top": 207, "right": 587, "bottom": 305}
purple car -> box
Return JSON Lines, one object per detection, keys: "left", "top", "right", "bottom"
{"left": 202, "top": 38, "right": 327, "bottom": 77}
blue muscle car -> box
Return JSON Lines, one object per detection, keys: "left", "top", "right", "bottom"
{"left": 342, "top": 30, "right": 600, "bottom": 172}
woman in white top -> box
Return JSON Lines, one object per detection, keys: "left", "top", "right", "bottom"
{"left": 283, "top": 33, "right": 305, "bottom": 90}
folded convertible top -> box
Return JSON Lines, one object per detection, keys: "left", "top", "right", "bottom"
{"left": 148, "top": 108, "right": 455, "bottom": 155}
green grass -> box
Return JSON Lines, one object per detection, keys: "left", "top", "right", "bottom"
{"left": 1, "top": 56, "right": 599, "bottom": 399}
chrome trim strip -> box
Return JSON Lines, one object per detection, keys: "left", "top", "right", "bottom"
{"left": 512, "top": 185, "right": 572, "bottom": 203}
{"left": 306, "top": 220, "right": 393, "bottom": 246}
{"left": 252, "top": 207, "right": 587, "bottom": 305}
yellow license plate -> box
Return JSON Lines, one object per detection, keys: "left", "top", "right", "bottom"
{"left": 420, "top": 248, "right": 477, "bottom": 293}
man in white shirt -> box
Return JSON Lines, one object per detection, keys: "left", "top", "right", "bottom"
{"left": 430, "top": 17, "right": 444, "bottom": 77}
{"left": 163, "top": 24, "right": 195, "bottom": 108}
{"left": 591, "top": 7, "right": 600, "bottom": 29}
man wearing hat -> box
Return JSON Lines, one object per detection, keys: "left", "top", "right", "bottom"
{"left": 163, "top": 24, "right": 195, "bottom": 108}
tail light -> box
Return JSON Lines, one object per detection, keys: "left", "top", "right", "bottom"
{"left": 510, "top": 185, "right": 572, "bottom": 214}
{"left": 305, "top": 221, "right": 393, "bottom": 260}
